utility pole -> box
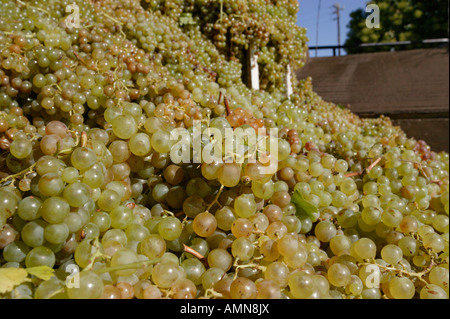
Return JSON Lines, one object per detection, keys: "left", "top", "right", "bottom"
{"left": 315, "top": 0, "right": 322, "bottom": 57}
{"left": 332, "top": 3, "right": 344, "bottom": 56}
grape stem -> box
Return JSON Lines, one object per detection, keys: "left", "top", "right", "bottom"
{"left": 344, "top": 157, "right": 382, "bottom": 178}
{"left": 83, "top": 237, "right": 110, "bottom": 272}
{"left": 232, "top": 257, "right": 266, "bottom": 280}
{"left": 94, "top": 259, "right": 161, "bottom": 275}
{"left": 359, "top": 259, "right": 436, "bottom": 285}
{"left": 224, "top": 96, "right": 231, "bottom": 116}
{"left": 202, "top": 288, "right": 223, "bottom": 299}
{"left": 16, "top": 0, "right": 49, "bottom": 15}
{"left": 206, "top": 184, "right": 225, "bottom": 212}
{"left": 100, "top": 11, "right": 127, "bottom": 39}
{"left": 183, "top": 243, "right": 208, "bottom": 266}
{"left": 0, "top": 162, "right": 37, "bottom": 186}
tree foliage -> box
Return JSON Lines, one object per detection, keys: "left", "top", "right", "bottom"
{"left": 344, "top": 0, "right": 449, "bottom": 54}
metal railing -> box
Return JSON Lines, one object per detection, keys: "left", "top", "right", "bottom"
{"left": 310, "top": 38, "right": 449, "bottom": 57}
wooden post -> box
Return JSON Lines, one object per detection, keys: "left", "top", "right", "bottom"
{"left": 286, "top": 64, "right": 293, "bottom": 99}
{"left": 247, "top": 42, "right": 260, "bottom": 90}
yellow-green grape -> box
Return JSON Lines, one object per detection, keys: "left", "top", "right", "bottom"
{"left": 62, "top": 167, "right": 79, "bottom": 184}
{"left": 397, "top": 236, "right": 417, "bottom": 257}
{"left": 340, "top": 178, "right": 357, "bottom": 196}
{"left": 10, "top": 137, "right": 32, "bottom": 159}
{"left": 71, "top": 147, "right": 97, "bottom": 171}
{"left": 25, "top": 246, "right": 55, "bottom": 268}
{"left": 129, "top": 133, "right": 152, "bottom": 156}
{"left": 111, "top": 115, "right": 138, "bottom": 139}
{"left": 389, "top": 277, "right": 415, "bottom": 299}
{"left": 201, "top": 267, "right": 225, "bottom": 290}
{"left": 158, "top": 216, "right": 182, "bottom": 241}
{"left": 276, "top": 234, "right": 299, "bottom": 257}
{"left": 110, "top": 205, "right": 133, "bottom": 229}
{"left": 327, "top": 263, "right": 351, "bottom": 287}
{"left": 215, "top": 206, "right": 236, "bottom": 231}
{"left": 44, "top": 223, "right": 69, "bottom": 244}
{"left": 17, "top": 196, "right": 42, "bottom": 221}
{"left": 380, "top": 244, "right": 403, "bottom": 265}
{"left": 110, "top": 248, "right": 139, "bottom": 276}
{"left": 2, "top": 241, "right": 30, "bottom": 263}
{"left": 288, "top": 271, "right": 316, "bottom": 299}
{"left": 91, "top": 211, "right": 111, "bottom": 233}
{"left": 428, "top": 266, "right": 449, "bottom": 292}
{"left": 125, "top": 223, "right": 150, "bottom": 242}
{"left": 63, "top": 182, "right": 91, "bottom": 207}
{"left": 67, "top": 271, "right": 104, "bottom": 299}
{"left": 381, "top": 208, "right": 403, "bottom": 227}
{"left": 151, "top": 130, "right": 172, "bottom": 153}
{"left": 207, "top": 248, "right": 233, "bottom": 271}
{"left": 264, "top": 262, "right": 290, "bottom": 289}
{"left": 181, "top": 258, "right": 206, "bottom": 286}
{"left": 97, "top": 189, "right": 121, "bottom": 212}
{"left": 37, "top": 173, "right": 64, "bottom": 197}
{"left": 329, "top": 234, "right": 351, "bottom": 256}
{"left": 218, "top": 163, "right": 241, "bottom": 187}
{"left": 277, "top": 139, "right": 291, "bottom": 161}
{"left": 231, "top": 237, "right": 254, "bottom": 261}
{"left": 420, "top": 284, "right": 448, "bottom": 299}
{"left": 361, "top": 207, "right": 382, "bottom": 225}
{"left": 34, "top": 278, "right": 65, "bottom": 299}
{"left": 201, "top": 162, "right": 222, "bottom": 180}
{"left": 314, "top": 220, "right": 336, "bottom": 243}
{"left": 346, "top": 275, "right": 363, "bottom": 296}
{"left": 283, "top": 244, "right": 308, "bottom": 268}
{"left": 109, "top": 140, "right": 131, "bottom": 163}
{"left": 82, "top": 168, "right": 105, "bottom": 188}
{"left": 422, "top": 232, "right": 445, "bottom": 253}
{"left": 152, "top": 261, "right": 185, "bottom": 289}
{"left": 352, "top": 238, "right": 377, "bottom": 260}
{"left": 432, "top": 214, "right": 449, "bottom": 233}
{"left": 251, "top": 179, "right": 274, "bottom": 200}
{"left": 39, "top": 197, "right": 70, "bottom": 224}
{"left": 139, "top": 234, "right": 166, "bottom": 259}
{"left": 234, "top": 194, "right": 257, "bottom": 218}
{"left": 21, "top": 221, "right": 45, "bottom": 248}
{"left": 144, "top": 117, "right": 163, "bottom": 134}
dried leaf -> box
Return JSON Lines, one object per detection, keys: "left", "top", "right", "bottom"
{"left": 26, "top": 266, "right": 55, "bottom": 281}
{"left": 0, "top": 268, "right": 30, "bottom": 294}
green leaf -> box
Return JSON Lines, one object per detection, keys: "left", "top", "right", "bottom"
{"left": 291, "top": 189, "right": 318, "bottom": 222}
{"left": 0, "top": 268, "right": 30, "bottom": 294}
{"left": 26, "top": 266, "right": 55, "bottom": 281}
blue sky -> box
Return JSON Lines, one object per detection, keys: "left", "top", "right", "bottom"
{"left": 297, "top": 0, "right": 368, "bottom": 57}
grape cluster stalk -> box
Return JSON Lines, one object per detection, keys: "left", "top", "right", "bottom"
{"left": 0, "top": 0, "right": 448, "bottom": 299}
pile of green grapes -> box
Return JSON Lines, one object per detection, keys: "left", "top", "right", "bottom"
{"left": 0, "top": 0, "right": 448, "bottom": 299}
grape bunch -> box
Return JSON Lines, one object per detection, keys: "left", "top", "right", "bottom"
{"left": 0, "top": 0, "right": 448, "bottom": 300}
{"left": 142, "top": 0, "right": 308, "bottom": 92}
